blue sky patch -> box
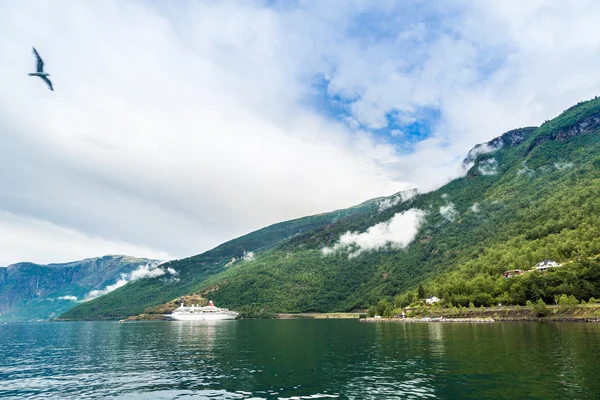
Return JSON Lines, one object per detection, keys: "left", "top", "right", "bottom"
{"left": 306, "top": 75, "right": 441, "bottom": 151}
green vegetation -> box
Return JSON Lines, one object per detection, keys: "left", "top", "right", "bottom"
{"left": 417, "top": 284, "right": 425, "bottom": 299}
{"left": 533, "top": 299, "right": 549, "bottom": 317}
{"left": 62, "top": 96, "right": 600, "bottom": 320}
{"left": 0, "top": 255, "right": 151, "bottom": 322}
{"left": 370, "top": 303, "right": 600, "bottom": 321}
{"left": 61, "top": 202, "right": 378, "bottom": 319}
{"left": 236, "top": 304, "right": 278, "bottom": 319}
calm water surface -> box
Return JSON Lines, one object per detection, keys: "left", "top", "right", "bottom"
{"left": 1, "top": 320, "right": 599, "bottom": 399}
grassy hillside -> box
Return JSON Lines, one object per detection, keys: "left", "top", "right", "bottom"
{"left": 63, "top": 96, "right": 600, "bottom": 320}
{"left": 60, "top": 203, "right": 378, "bottom": 319}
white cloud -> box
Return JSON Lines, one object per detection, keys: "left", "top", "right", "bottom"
{"left": 440, "top": 203, "right": 458, "bottom": 222}
{"left": 463, "top": 142, "right": 502, "bottom": 172}
{"left": 517, "top": 162, "right": 536, "bottom": 178}
{"left": 470, "top": 203, "right": 480, "bottom": 213}
{"left": 58, "top": 295, "right": 78, "bottom": 302}
{"left": 377, "top": 188, "right": 418, "bottom": 212}
{"left": 554, "top": 162, "right": 574, "bottom": 170}
{"left": 84, "top": 260, "right": 176, "bottom": 301}
{"left": 85, "top": 279, "right": 128, "bottom": 301}
{"left": 1, "top": 1, "right": 600, "bottom": 263}
{"left": 243, "top": 251, "right": 255, "bottom": 261}
{"left": 323, "top": 209, "right": 425, "bottom": 257}
{"left": 0, "top": 211, "right": 170, "bottom": 266}
{"left": 478, "top": 158, "right": 499, "bottom": 175}
{"left": 0, "top": 1, "right": 405, "bottom": 264}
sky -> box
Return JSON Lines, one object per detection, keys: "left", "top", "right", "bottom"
{"left": 2, "top": 0, "right": 600, "bottom": 265}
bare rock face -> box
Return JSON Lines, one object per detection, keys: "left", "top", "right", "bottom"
{"left": 462, "top": 127, "right": 537, "bottom": 169}
{"left": 528, "top": 115, "right": 600, "bottom": 152}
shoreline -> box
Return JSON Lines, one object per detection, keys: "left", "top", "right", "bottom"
{"left": 277, "top": 312, "right": 361, "bottom": 319}
{"left": 52, "top": 304, "right": 600, "bottom": 323}
{"left": 361, "top": 317, "right": 495, "bottom": 323}
{"left": 361, "top": 316, "right": 600, "bottom": 323}
{"left": 360, "top": 304, "right": 600, "bottom": 323}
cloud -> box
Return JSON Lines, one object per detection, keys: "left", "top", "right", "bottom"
{"left": 517, "top": 162, "right": 536, "bottom": 178}
{"left": 440, "top": 203, "right": 458, "bottom": 222}
{"left": 478, "top": 158, "right": 499, "bottom": 175}
{"left": 85, "top": 279, "right": 128, "bottom": 301}
{"left": 243, "top": 251, "right": 255, "bottom": 261}
{"left": 0, "top": 1, "right": 406, "bottom": 264}
{"left": 377, "top": 188, "right": 418, "bottom": 212}
{"left": 0, "top": 211, "right": 170, "bottom": 266}
{"left": 323, "top": 208, "right": 425, "bottom": 257}
{"left": 470, "top": 203, "right": 480, "bottom": 213}
{"left": 58, "top": 295, "right": 78, "bottom": 302}
{"left": 554, "top": 162, "right": 574, "bottom": 170}
{"left": 463, "top": 142, "right": 502, "bottom": 171}
{"left": 166, "top": 266, "right": 177, "bottom": 275}
{"left": 2, "top": 1, "right": 600, "bottom": 263}
{"left": 84, "top": 261, "right": 176, "bottom": 301}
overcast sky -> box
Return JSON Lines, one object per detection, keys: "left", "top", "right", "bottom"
{"left": 1, "top": 0, "right": 600, "bottom": 265}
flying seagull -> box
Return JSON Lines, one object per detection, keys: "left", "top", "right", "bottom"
{"left": 29, "top": 47, "right": 53, "bottom": 91}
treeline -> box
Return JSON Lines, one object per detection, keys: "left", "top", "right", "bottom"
{"left": 388, "top": 258, "right": 600, "bottom": 311}
{"left": 66, "top": 97, "right": 600, "bottom": 320}
{"left": 366, "top": 97, "right": 600, "bottom": 314}
{"left": 205, "top": 127, "right": 600, "bottom": 314}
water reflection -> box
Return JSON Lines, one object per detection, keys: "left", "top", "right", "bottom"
{"left": 171, "top": 320, "right": 229, "bottom": 353}
{"left": 1, "top": 321, "right": 600, "bottom": 399}
{"left": 426, "top": 323, "right": 445, "bottom": 358}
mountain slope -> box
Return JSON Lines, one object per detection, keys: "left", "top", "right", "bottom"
{"left": 0, "top": 255, "right": 154, "bottom": 321}
{"left": 63, "top": 96, "right": 600, "bottom": 319}
{"left": 60, "top": 204, "right": 378, "bottom": 319}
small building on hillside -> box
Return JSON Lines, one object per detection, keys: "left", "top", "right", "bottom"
{"left": 503, "top": 269, "right": 524, "bottom": 278}
{"left": 535, "top": 260, "right": 562, "bottom": 272}
{"left": 425, "top": 296, "right": 441, "bottom": 305}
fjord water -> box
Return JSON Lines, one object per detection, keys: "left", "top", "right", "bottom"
{"left": 1, "top": 320, "right": 600, "bottom": 399}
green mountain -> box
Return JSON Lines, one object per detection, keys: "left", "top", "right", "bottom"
{"left": 0, "top": 255, "right": 154, "bottom": 321}
{"left": 60, "top": 205, "right": 379, "bottom": 319}
{"left": 62, "top": 96, "right": 600, "bottom": 320}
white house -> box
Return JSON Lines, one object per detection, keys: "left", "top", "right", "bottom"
{"left": 535, "top": 260, "right": 562, "bottom": 272}
{"left": 425, "top": 296, "right": 441, "bottom": 305}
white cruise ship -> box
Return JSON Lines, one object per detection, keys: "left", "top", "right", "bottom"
{"left": 165, "top": 300, "right": 239, "bottom": 321}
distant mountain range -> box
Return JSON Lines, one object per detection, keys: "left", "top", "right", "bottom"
{"left": 60, "top": 96, "right": 600, "bottom": 320}
{"left": 0, "top": 255, "right": 156, "bottom": 321}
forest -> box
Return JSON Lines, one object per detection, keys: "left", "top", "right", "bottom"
{"left": 63, "top": 96, "right": 600, "bottom": 320}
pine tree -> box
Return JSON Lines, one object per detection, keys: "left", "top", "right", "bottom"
{"left": 418, "top": 284, "right": 425, "bottom": 299}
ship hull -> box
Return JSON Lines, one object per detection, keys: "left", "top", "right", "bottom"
{"left": 165, "top": 313, "right": 238, "bottom": 321}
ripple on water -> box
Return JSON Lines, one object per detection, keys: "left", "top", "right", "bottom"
{"left": 2, "top": 321, "right": 600, "bottom": 399}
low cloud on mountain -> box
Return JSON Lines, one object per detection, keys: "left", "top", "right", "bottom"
{"left": 377, "top": 189, "right": 418, "bottom": 212}
{"left": 478, "top": 158, "right": 499, "bottom": 176}
{"left": 440, "top": 203, "right": 459, "bottom": 222}
{"left": 323, "top": 209, "right": 425, "bottom": 258}
{"left": 57, "top": 295, "right": 78, "bottom": 302}
{"left": 84, "top": 261, "right": 176, "bottom": 301}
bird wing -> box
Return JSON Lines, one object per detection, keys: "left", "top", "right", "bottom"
{"left": 32, "top": 47, "right": 44, "bottom": 72}
{"left": 41, "top": 75, "right": 53, "bottom": 91}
